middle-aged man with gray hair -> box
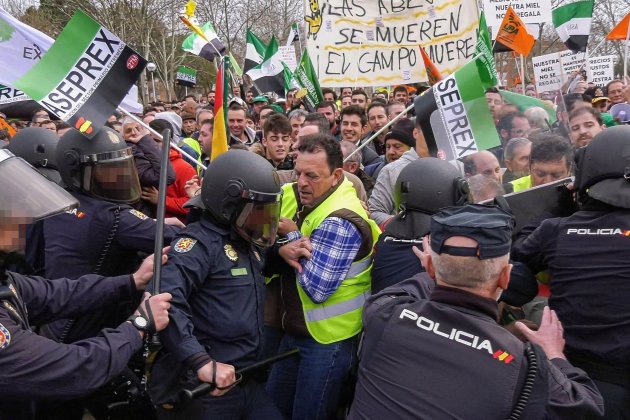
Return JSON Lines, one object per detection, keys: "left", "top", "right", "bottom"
{"left": 348, "top": 203, "right": 604, "bottom": 419}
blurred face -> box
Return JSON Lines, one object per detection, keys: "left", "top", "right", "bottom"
{"left": 385, "top": 139, "right": 411, "bottom": 162}
{"left": 199, "top": 122, "right": 213, "bottom": 156}
{"left": 607, "top": 81, "right": 624, "bottom": 104}
{"left": 182, "top": 119, "right": 197, "bottom": 135}
{"left": 197, "top": 110, "right": 213, "bottom": 125}
{"left": 508, "top": 117, "right": 531, "bottom": 139}
{"left": 593, "top": 100, "right": 608, "bottom": 112}
{"left": 530, "top": 159, "right": 570, "bottom": 186}
{"left": 485, "top": 92, "right": 503, "bottom": 119}
{"left": 259, "top": 109, "right": 274, "bottom": 129}
{"left": 472, "top": 151, "right": 501, "bottom": 182}
{"left": 317, "top": 105, "right": 337, "bottom": 128}
{"left": 122, "top": 121, "right": 145, "bottom": 141}
{"left": 294, "top": 150, "right": 343, "bottom": 206}
{"left": 290, "top": 116, "right": 305, "bottom": 140}
{"left": 246, "top": 118, "right": 255, "bottom": 129}
{"left": 246, "top": 91, "right": 254, "bottom": 103}
{"left": 291, "top": 125, "right": 319, "bottom": 159}
{"left": 34, "top": 110, "right": 49, "bottom": 120}
{"left": 394, "top": 89, "right": 408, "bottom": 103}
{"left": 351, "top": 93, "right": 367, "bottom": 109}
{"left": 323, "top": 92, "right": 335, "bottom": 102}
{"left": 368, "top": 106, "right": 388, "bottom": 132}
{"left": 40, "top": 121, "right": 57, "bottom": 132}
{"left": 340, "top": 96, "right": 352, "bottom": 110}
{"left": 341, "top": 114, "right": 364, "bottom": 143}
{"left": 505, "top": 143, "right": 531, "bottom": 178}
{"left": 228, "top": 109, "right": 246, "bottom": 138}
{"left": 253, "top": 101, "right": 267, "bottom": 113}
{"left": 569, "top": 112, "right": 604, "bottom": 148}
{"left": 263, "top": 130, "right": 291, "bottom": 163}
{"left": 341, "top": 87, "right": 352, "bottom": 97}
{"left": 387, "top": 103, "right": 407, "bottom": 120}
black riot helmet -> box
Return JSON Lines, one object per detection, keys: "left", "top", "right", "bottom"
{"left": 7, "top": 127, "right": 63, "bottom": 185}
{"left": 192, "top": 149, "right": 282, "bottom": 247}
{"left": 57, "top": 127, "right": 141, "bottom": 204}
{"left": 387, "top": 157, "right": 470, "bottom": 239}
{"left": 574, "top": 125, "right": 630, "bottom": 208}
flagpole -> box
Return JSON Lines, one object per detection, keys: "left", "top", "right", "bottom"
{"left": 118, "top": 107, "right": 207, "bottom": 170}
{"left": 520, "top": 54, "right": 526, "bottom": 93}
{"left": 343, "top": 103, "right": 414, "bottom": 163}
{"left": 625, "top": 22, "right": 630, "bottom": 83}
{"left": 296, "top": 23, "right": 304, "bottom": 56}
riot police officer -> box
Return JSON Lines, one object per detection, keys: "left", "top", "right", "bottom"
{"left": 371, "top": 158, "right": 470, "bottom": 293}
{"left": 40, "top": 127, "right": 181, "bottom": 343}
{"left": 7, "top": 127, "right": 63, "bottom": 275}
{"left": 149, "top": 150, "right": 283, "bottom": 419}
{"left": 349, "top": 204, "right": 604, "bottom": 419}
{"left": 514, "top": 126, "right": 630, "bottom": 417}
{"left": 0, "top": 148, "right": 172, "bottom": 418}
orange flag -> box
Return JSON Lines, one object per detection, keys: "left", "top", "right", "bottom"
{"left": 419, "top": 46, "right": 443, "bottom": 85}
{"left": 0, "top": 118, "right": 15, "bottom": 138}
{"left": 495, "top": 6, "right": 535, "bottom": 56}
{"left": 607, "top": 11, "right": 630, "bottom": 40}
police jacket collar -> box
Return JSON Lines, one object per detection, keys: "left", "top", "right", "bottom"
{"left": 430, "top": 285, "right": 498, "bottom": 321}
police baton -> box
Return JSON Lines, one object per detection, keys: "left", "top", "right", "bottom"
{"left": 150, "top": 128, "right": 172, "bottom": 341}
{"left": 178, "top": 348, "right": 300, "bottom": 403}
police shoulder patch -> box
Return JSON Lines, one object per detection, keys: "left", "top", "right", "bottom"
{"left": 0, "top": 323, "right": 11, "bottom": 350}
{"left": 129, "top": 209, "right": 148, "bottom": 220}
{"left": 174, "top": 237, "right": 197, "bottom": 253}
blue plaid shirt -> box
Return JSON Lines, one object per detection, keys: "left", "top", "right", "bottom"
{"left": 286, "top": 217, "right": 362, "bottom": 303}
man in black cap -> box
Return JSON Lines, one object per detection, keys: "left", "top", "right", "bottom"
{"left": 349, "top": 204, "right": 603, "bottom": 419}
{"left": 513, "top": 126, "right": 630, "bottom": 418}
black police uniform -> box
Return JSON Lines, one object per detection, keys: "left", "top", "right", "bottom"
{"left": 0, "top": 270, "right": 143, "bottom": 419}
{"left": 371, "top": 235, "right": 423, "bottom": 293}
{"left": 513, "top": 204, "right": 630, "bottom": 416}
{"left": 41, "top": 191, "right": 179, "bottom": 343}
{"left": 349, "top": 276, "right": 604, "bottom": 419}
{"left": 149, "top": 217, "right": 280, "bottom": 418}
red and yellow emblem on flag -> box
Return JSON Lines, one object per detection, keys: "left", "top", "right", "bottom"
{"left": 495, "top": 6, "right": 535, "bottom": 56}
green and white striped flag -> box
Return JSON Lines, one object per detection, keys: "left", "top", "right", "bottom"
{"left": 475, "top": 11, "right": 499, "bottom": 87}
{"left": 181, "top": 21, "right": 226, "bottom": 62}
{"left": 176, "top": 65, "right": 197, "bottom": 87}
{"left": 247, "top": 36, "right": 285, "bottom": 98}
{"left": 552, "top": 0, "right": 594, "bottom": 53}
{"left": 13, "top": 10, "right": 146, "bottom": 136}
{"left": 244, "top": 30, "right": 267, "bottom": 74}
{"left": 415, "top": 55, "right": 500, "bottom": 161}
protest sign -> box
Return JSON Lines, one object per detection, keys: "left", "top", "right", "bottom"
{"left": 482, "top": 0, "right": 551, "bottom": 27}
{"left": 279, "top": 45, "right": 298, "bottom": 71}
{"left": 0, "top": 84, "right": 29, "bottom": 105}
{"left": 587, "top": 55, "right": 615, "bottom": 85}
{"left": 532, "top": 52, "right": 563, "bottom": 92}
{"left": 559, "top": 50, "right": 586, "bottom": 74}
{"left": 305, "top": 0, "right": 479, "bottom": 87}
{"left": 175, "top": 66, "right": 197, "bottom": 87}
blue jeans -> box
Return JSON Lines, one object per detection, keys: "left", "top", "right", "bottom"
{"left": 266, "top": 334, "right": 358, "bottom": 420}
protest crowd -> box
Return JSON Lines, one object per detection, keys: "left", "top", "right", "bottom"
{"left": 1, "top": 0, "right": 630, "bottom": 419}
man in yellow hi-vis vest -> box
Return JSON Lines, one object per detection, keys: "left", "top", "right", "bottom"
{"left": 264, "top": 133, "right": 380, "bottom": 419}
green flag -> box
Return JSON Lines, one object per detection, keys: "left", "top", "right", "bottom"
{"left": 475, "top": 11, "right": 499, "bottom": 87}
{"left": 499, "top": 90, "right": 557, "bottom": 125}
{"left": 292, "top": 51, "right": 323, "bottom": 111}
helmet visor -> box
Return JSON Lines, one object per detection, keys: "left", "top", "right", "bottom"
{"left": 84, "top": 152, "right": 141, "bottom": 203}
{"left": 234, "top": 190, "right": 281, "bottom": 247}
{"left": 0, "top": 151, "right": 78, "bottom": 223}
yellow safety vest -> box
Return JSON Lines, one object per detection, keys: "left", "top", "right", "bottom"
{"left": 510, "top": 175, "right": 533, "bottom": 193}
{"left": 280, "top": 179, "right": 381, "bottom": 344}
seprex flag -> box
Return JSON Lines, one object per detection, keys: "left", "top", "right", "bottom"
{"left": 13, "top": 10, "right": 146, "bottom": 136}
{"left": 414, "top": 55, "right": 500, "bottom": 161}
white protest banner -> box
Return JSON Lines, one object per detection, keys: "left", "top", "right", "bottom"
{"left": 587, "top": 55, "right": 615, "bottom": 85}
{"left": 304, "top": 0, "right": 479, "bottom": 87}
{"left": 482, "top": 0, "right": 552, "bottom": 27}
{"left": 559, "top": 50, "right": 586, "bottom": 74}
{"left": 279, "top": 46, "right": 298, "bottom": 72}
{"left": 532, "top": 52, "right": 563, "bottom": 92}
{"left": 0, "top": 84, "right": 29, "bottom": 105}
